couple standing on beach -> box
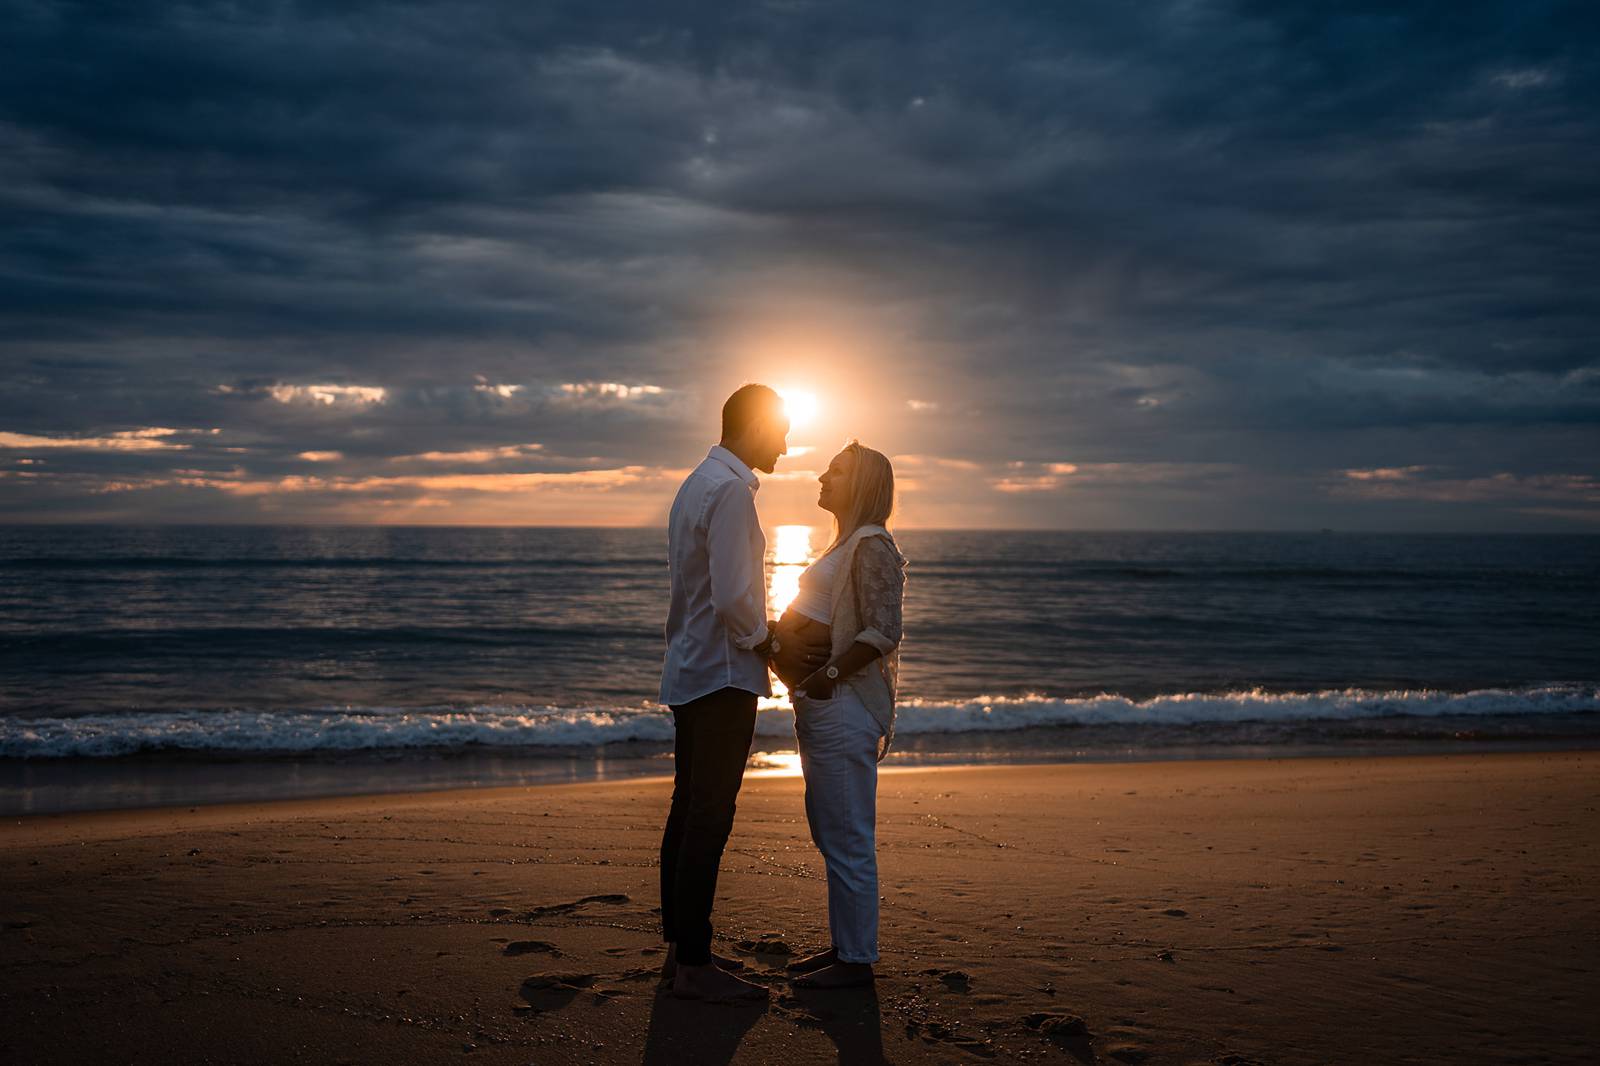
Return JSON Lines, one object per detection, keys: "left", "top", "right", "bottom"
{"left": 657, "top": 383, "right": 908, "bottom": 1002}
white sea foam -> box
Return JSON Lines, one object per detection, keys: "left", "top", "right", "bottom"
{"left": 888, "top": 685, "right": 1600, "bottom": 733}
{"left": 1, "top": 685, "right": 1595, "bottom": 758}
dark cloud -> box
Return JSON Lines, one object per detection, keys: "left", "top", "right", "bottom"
{"left": 1, "top": 0, "right": 1596, "bottom": 527}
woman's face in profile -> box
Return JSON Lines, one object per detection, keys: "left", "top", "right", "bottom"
{"left": 818, "top": 449, "right": 855, "bottom": 515}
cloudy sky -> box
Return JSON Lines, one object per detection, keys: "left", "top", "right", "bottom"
{"left": 2, "top": 1, "right": 1596, "bottom": 529}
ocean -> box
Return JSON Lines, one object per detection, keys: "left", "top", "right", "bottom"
{"left": 2, "top": 525, "right": 1596, "bottom": 812}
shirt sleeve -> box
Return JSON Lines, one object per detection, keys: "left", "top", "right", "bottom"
{"left": 850, "top": 536, "right": 905, "bottom": 655}
{"left": 705, "top": 478, "right": 769, "bottom": 651}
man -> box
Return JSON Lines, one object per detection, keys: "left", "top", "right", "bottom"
{"left": 658, "top": 383, "right": 828, "bottom": 1002}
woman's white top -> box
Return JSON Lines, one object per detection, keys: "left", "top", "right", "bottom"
{"left": 815, "top": 524, "right": 907, "bottom": 759}
{"left": 790, "top": 545, "right": 847, "bottom": 624}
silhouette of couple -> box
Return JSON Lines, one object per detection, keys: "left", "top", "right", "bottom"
{"left": 658, "top": 384, "right": 907, "bottom": 1002}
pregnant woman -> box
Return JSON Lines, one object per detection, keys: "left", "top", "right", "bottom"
{"left": 773, "top": 440, "right": 908, "bottom": 990}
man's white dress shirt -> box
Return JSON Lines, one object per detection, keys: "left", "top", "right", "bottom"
{"left": 659, "top": 445, "right": 772, "bottom": 706}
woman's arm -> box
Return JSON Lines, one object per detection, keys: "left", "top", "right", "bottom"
{"left": 797, "top": 640, "right": 881, "bottom": 699}
{"left": 852, "top": 535, "right": 905, "bottom": 653}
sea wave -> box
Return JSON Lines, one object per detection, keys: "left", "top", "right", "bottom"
{"left": 2, "top": 685, "right": 1595, "bottom": 758}
{"left": 890, "top": 685, "right": 1600, "bottom": 732}
{"left": 0, "top": 556, "right": 661, "bottom": 571}
{"left": 0, "top": 623, "right": 660, "bottom": 655}
{"left": 907, "top": 561, "right": 1596, "bottom": 584}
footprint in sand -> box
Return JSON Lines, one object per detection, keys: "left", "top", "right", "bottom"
{"left": 522, "top": 893, "right": 631, "bottom": 921}
{"left": 907, "top": 1019, "right": 996, "bottom": 1058}
{"left": 616, "top": 967, "right": 660, "bottom": 983}
{"left": 922, "top": 968, "right": 972, "bottom": 992}
{"left": 1023, "top": 1011, "right": 1089, "bottom": 1039}
{"left": 502, "top": 940, "right": 561, "bottom": 957}
{"left": 519, "top": 972, "right": 611, "bottom": 1011}
{"left": 736, "top": 933, "right": 795, "bottom": 958}
{"left": 1023, "top": 1010, "right": 1095, "bottom": 1058}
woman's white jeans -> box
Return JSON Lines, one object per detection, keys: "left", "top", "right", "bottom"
{"left": 794, "top": 685, "right": 884, "bottom": 964}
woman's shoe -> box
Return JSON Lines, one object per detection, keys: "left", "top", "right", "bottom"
{"left": 786, "top": 947, "right": 837, "bottom": 974}
{"left": 791, "top": 961, "right": 874, "bottom": 989}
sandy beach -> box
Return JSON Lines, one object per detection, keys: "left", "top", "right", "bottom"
{"left": 2, "top": 750, "right": 1595, "bottom": 1065}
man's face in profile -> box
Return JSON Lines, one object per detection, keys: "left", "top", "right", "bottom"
{"left": 750, "top": 413, "right": 790, "bottom": 474}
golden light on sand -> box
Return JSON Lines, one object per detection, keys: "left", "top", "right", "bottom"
{"left": 777, "top": 388, "right": 818, "bottom": 431}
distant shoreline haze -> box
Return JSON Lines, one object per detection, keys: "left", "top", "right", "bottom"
{"left": 3, "top": 522, "right": 1599, "bottom": 534}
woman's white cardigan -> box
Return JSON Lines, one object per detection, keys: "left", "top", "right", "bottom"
{"left": 824, "top": 524, "right": 908, "bottom": 759}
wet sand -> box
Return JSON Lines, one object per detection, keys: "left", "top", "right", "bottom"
{"left": 2, "top": 750, "right": 1595, "bottom": 1065}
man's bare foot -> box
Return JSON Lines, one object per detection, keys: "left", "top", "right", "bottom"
{"left": 671, "top": 962, "right": 769, "bottom": 1003}
{"left": 659, "top": 944, "right": 747, "bottom": 984}
{"left": 786, "top": 946, "right": 837, "bottom": 974}
{"left": 791, "top": 961, "right": 874, "bottom": 989}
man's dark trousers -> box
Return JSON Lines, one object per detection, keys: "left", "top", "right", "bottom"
{"left": 659, "top": 686, "right": 759, "bottom": 965}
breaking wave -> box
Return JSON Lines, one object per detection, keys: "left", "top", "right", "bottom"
{"left": 3, "top": 685, "right": 1595, "bottom": 758}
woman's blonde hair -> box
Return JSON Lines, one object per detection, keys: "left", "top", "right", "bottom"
{"left": 828, "top": 440, "right": 895, "bottom": 550}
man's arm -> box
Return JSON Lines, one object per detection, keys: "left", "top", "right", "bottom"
{"left": 704, "top": 478, "right": 769, "bottom": 651}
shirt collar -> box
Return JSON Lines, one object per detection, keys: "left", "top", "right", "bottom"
{"left": 707, "top": 444, "right": 760, "bottom": 491}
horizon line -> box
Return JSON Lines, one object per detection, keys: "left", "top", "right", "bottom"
{"left": 0, "top": 521, "right": 1594, "bottom": 536}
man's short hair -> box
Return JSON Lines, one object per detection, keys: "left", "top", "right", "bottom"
{"left": 721, "top": 383, "right": 783, "bottom": 440}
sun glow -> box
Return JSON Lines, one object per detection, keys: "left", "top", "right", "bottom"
{"left": 777, "top": 388, "right": 818, "bottom": 431}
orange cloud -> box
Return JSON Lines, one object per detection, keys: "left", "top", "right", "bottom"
{"left": 558, "top": 382, "right": 664, "bottom": 400}
{"left": 1343, "top": 466, "right": 1428, "bottom": 481}
{"left": 1334, "top": 471, "right": 1600, "bottom": 504}
{"left": 396, "top": 444, "right": 544, "bottom": 463}
{"left": 0, "top": 427, "right": 201, "bottom": 452}
{"left": 197, "top": 466, "right": 681, "bottom": 497}
{"left": 229, "top": 383, "right": 389, "bottom": 406}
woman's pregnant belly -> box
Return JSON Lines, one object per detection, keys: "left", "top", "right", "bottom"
{"left": 774, "top": 610, "right": 831, "bottom": 690}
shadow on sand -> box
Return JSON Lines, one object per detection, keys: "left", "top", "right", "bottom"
{"left": 790, "top": 984, "right": 886, "bottom": 1066}
{"left": 642, "top": 987, "right": 768, "bottom": 1066}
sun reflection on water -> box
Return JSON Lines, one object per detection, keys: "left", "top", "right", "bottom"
{"left": 761, "top": 524, "right": 816, "bottom": 711}
{"left": 770, "top": 524, "right": 814, "bottom": 613}
{"left": 747, "top": 750, "right": 804, "bottom": 777}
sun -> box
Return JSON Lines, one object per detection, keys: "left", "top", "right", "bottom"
{"left": 778, "top": 388, "right": 818, "bottom": 430}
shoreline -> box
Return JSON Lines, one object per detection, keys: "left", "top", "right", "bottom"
{"left": 6, "top": 733, "right": 1600, "bottom": 817}
{"left": 6, "top": 728, "right": 1600, "bottom": 817}
{"left": 3, "top": 750, "right": 1595, "bottom": 1064}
